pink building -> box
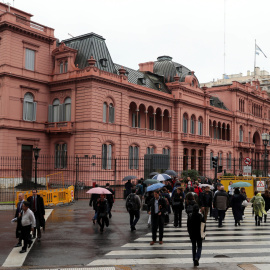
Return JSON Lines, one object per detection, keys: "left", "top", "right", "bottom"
{"left": 1, "top": 3, "right": 270, "bottom": 187}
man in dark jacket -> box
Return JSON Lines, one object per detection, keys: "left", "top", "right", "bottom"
{"left": 148, "top": 190, "right": 167, "bottom": 245}
{"left": 27, "top": 189, "right": 45, "bottom": 241}
{"left": 200, "top": 186, "right": 213, "bottom": 222}
{"left": 213, "top": 186, "right": 229, "bottom": 227}
{"left": 89, "top": 184, "right": 100, "bottom": 224}
{"left": 126, "top": 188, "right": 141, "bottom": 231}
{"left": 14, "top": 193, "right": 24, "bottom": 247}
{"left": 105, "top": 183, "right": 115, "bottom": 218}
{"left": 124, "top": 180, "right": 133, "bottom": 198}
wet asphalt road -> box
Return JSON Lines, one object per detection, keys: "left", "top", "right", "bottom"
{"left": 1, "top": 200, "right": 150, "bottom": 268}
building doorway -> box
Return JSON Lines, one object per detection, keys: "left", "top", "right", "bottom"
{"left": 21, "top": 145, "right": 33, "bottom": 184}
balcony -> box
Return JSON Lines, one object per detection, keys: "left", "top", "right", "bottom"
{"left": 181, "top": 133, "right": 211, "bottom": 144}
{"left": 237, "top": 141, "right": 255, "bottom": 149}
{"left": 45, "top": 122, "right": 74, "bottom": 133}
{"left": 210, "top": 138, "right": 232, "bottom": 146}
{"left": 128, "top": 127, "right": 172, "bottom": 138}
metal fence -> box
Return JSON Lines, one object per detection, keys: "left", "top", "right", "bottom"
{"left": 0, "top": 154, "right": 268, "bottom": 203}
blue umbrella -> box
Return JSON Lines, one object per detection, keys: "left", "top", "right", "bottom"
{"left": 152, "top": 174, "right": 171, "bottom": 181}
{"left": 231, "top": 181, "right": 252, "bottom": 188}
{"left": 146, "top": 183, "right": 165, "bottom": 192}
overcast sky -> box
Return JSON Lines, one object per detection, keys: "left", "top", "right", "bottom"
{"left": 10, "top": 0, "right": 270, "bottom": 83}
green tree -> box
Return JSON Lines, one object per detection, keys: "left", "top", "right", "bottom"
{"left": 181, "top": 170, "right": 200, "bottom": 180}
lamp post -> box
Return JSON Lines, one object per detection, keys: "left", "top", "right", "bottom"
{"left": 262, "top": 133, "right": 269, "bottom": 177}
{"left": 33, "top": 147, "right": 41, "bottom": 189}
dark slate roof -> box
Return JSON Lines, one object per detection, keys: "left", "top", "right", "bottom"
{"left": 210, "top": 96, "right": 228, "bottom": 110}
{"left": 114, "top": 63, "right": 170, "bottom": 94}
{"left": 153, "top": 56, "right": 200, "bottom": 87}
{"left": 62, "top": 33, "right": 117, "bottom": 74}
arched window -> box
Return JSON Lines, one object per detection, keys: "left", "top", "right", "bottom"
{"left": 183, "top": 148, "right": 189, "bottom": 171}
{"left": 163, "top": 147, "right": 170, "bottom": 156}
{"left": 198, "top": 117, "right": 203, "bottom": 135}
{"left": 129, "top": 145, "right": 139, "bottom": 169}
{"left": 102, "top": 143, "right": 112, "bottom": 170}
{"left": 55, "top": 143, "right": 67, "bottom": 168}
{"left": 103, "top": 102, "right": 107, "bottom": 123}
{"left": 183, "top": 114, "right": 188, "bottom": 133}
{"left": 109, "top": 103, "right": 115, "bottom": 123}
{"left": 52, "top": 99, "right": 60, "bottom": 122}
{"left": 64, "top": 97, "right": 71, "bottom": 121}
{"left": 147, "top": 146, "right": 155, "bottom": 154}
{"left": 239, "top": 126, "right": 243, "bottom": 142}
{"left": 23, "top": 92, "right": 36, "bottom": 121}
{"left": 190, "top": 115, "right": 195, "bottom": 134}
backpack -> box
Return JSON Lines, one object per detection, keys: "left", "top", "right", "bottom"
{"left": 126, "top": 194, "right": 136, "bottom": 211}
{"left": 186, "top": 203, "right": 195, "bottom": 216}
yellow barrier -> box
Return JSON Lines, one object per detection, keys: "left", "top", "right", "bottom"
{"left": 220, "top": 176, "right": 270, "bottom": 199}
{"left": 15, "top": 186, "right": 75, "bottom": 206}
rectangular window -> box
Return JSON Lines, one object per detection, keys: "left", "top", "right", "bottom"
{"left": 228, "top": 153, "right": 231, "bottom": 169}
{"left": 210, "top": 152, "right": 213, "bottom": 169}
{"left": 129, "top": 146, "right": 139, "bottom": 169}
{"left": 109, "top": 105, "right": 115, "bottom": 124}
{"left": 55, "top": 143, "right": 67, "bottom": 168}
{"left": 102, "top": 144, "right": 107, "bottom": 169}
{"left": 183, "top": 119, "right": 187, "bottom": 133}
{"left": 25, "top": 48, "right": 35, "bottom": 71}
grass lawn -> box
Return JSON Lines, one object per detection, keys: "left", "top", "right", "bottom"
{"left": 0, "top": 201, "right": 14, "bottom": 204}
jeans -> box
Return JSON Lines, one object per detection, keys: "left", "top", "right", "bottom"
{"left": 129, "top": 210, "right": 140, "bottom": 227}
{"left": 191, "top": 238, "right": 202, "bottom": 261}
{"left": 218, "top": 210, "right": 226, "bottom": 226}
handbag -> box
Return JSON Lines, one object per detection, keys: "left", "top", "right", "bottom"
{"left": 242, "top": 200, "right": 248, "bottom": 207}
{"left": 201, "top": 221, "right": 206, "bottom": 239}
{"left": 99, "top": 212, "right": 107, "bottom": 218}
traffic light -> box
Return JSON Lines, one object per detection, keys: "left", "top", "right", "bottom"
{"left": 212, "top": 156, "right": 218, "bottom": 168}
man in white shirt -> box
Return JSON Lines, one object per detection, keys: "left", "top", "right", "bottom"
{"left": 14, "top": 193, "right": 24, "bottom": 247}
{"left": 20, "top": 201, "right": 36, "bottom": 253}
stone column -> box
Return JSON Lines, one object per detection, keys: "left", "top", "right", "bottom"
{"left": 145, "top": 111, "right": 148, "bottom": 129}
{"left": 153, "top": 113, "right": 156, "bottom": 130}
{"left": 161, "top": 114, "right": 164, "bottom": 131}
{"left": 136, "top": 109, "right": 139, "bottom": 128}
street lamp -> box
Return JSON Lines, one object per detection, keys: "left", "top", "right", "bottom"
{"left": 262, "top": 133, "right": 269, "bottom": 177}
{"left": 33, "top": 147, "right": 41, "bottom": 188}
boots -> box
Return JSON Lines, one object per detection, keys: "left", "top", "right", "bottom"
{"left": 264, "top": 215, "right": 267, "bottom": 223}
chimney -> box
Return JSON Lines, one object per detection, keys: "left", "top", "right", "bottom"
{"left": 138, "top": 62, "right": 154, "bottom": 73}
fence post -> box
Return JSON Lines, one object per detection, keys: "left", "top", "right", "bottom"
{"left": 114, "top": 157, "right": 117, "bottom": 183}
{"left": 75, "top": 156, "right": 79, "bottom": 200}
{"left": 233, "top": 158, "right": 236, "bottom": 175}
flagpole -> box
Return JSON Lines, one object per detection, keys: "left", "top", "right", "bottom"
{"left": 254, "top": 39, "right": 256, "bottom": 78}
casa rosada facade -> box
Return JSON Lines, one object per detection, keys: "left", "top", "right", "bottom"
{"left": 1, "top": 3, "right": 270, "bottom": 182}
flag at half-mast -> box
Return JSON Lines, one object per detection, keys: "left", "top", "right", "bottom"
{"left": 256, "top": 44, "right": 267, "bottom": 58}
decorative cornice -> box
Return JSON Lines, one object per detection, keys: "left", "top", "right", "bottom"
{"left": 20, "top": 85, "right": 39, "bottom": 91}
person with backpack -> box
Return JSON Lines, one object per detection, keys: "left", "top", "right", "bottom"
{"left": 185, "top": 193, "right": 197, "bottom": 216}
{"left": 96, "top": 194, "right": 109, "bottom": 233}
{"left": 250, "top": 192, "right": 267, "bottom": 226}
{"left": 148, "top": 190, "right": 167, "bottom": 245}
{"left": 126, "top": 188, "right": 141, "bottom": 231}
{"left": 136, "top": 180, "right": 144, "bottom": 202}
{"left": 187, "top": 204, "right": 205, "bottom": 267}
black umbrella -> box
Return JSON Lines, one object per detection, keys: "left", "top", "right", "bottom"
{"left": 164, "top": 170, "right": 177, "bottom": 176}
{"left": 122, "top": 175, "right": 137, "bottom": 181}
{"left": 149, "top": 172, "right": 159, "bottom": 177}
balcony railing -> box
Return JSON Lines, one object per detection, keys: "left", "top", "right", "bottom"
{"left": 181, "top": 133, "right": 211, "bottom": 144}
{"left": 45, "top": 122, "right": 74, "bottom": 133}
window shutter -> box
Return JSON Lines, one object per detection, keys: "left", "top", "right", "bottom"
{"left": 108, "top": 144, "right": 112, "bottom": 169}
{"left": 25, "top": 49, "right": 35, "bottom": 71}
{"left": 48, "top": 105, "right": 53, "bottom": 123}
{"left": 134, "top": 146, "right": 139, "bottom": 169}
{"left": 103, "top": 103, "right": 107, "bottom": 122}
{"left": 111, "top": 106, "right": 115, "bottom": 123}
{"left": 129, "top": 146, "right": 133, "bottom": 169}
{"left": 102, "top": 144, "right": 107, "bottom": 169}
{"left": 32, "top": 102, "right": 37, "bottom": 121}
{"left": 59, "top": 104, "right": 64, "bottom": 122}
{"left": 23, "top": 101, "right": 27, "bottom": 120}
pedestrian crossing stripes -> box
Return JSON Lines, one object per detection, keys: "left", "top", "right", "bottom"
{"left": 88, "top": 207, "right": 270, "bottom": 267}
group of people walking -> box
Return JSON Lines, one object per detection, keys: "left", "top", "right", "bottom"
{"left": 14, "top": 189, "right": 45, "bottom": 253}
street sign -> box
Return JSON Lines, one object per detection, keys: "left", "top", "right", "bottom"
{"left": 257, "top": 180, "right": 265, "bottom": 191}
{"left": 243, "top": 166, "right": 251, "bottom": 174}
{"left": 244, "top": 157, "right": 252, "bottom": 165}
